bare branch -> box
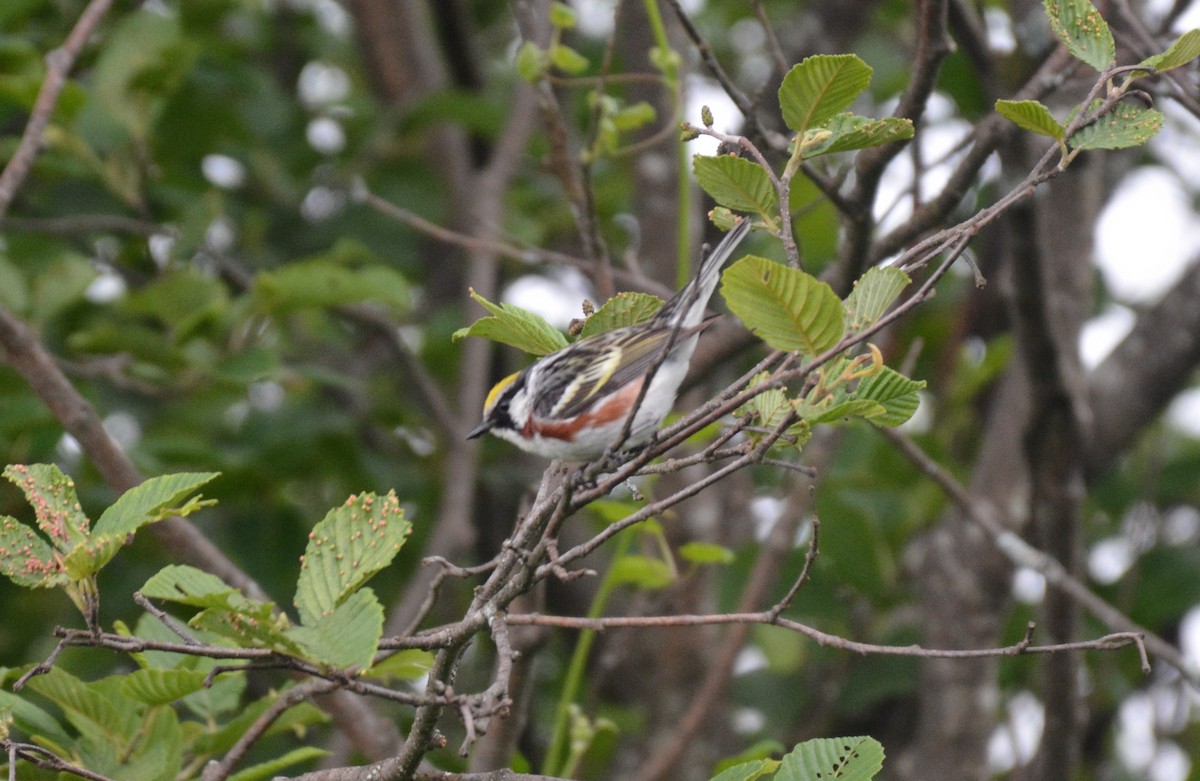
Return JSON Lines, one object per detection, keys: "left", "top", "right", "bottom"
{"left": 0, "top": 0, "right": 116, "bottom": 219}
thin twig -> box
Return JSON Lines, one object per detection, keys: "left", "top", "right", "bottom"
{"left": 879, "top": 428, "right": 1172, "bottom": 679}
{"left": 2, "top": 743, "right": 117, "bottom": 781}
{"left": 201, "top": 679, "right": 341, "bottom": 781}
{"left": 0, "top": 0, "right": 116, "bottom": 219}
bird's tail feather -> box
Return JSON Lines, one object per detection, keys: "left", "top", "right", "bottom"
{"left": 663, "top": 217, "right": 752, "bottom": 328}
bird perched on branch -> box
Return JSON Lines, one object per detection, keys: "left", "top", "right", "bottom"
{"left": 468, "top": 218, "right": 751, "bottom": 460}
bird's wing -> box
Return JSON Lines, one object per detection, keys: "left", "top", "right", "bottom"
{"left": 537, "top": 326, "right": 684, "bottom": 420}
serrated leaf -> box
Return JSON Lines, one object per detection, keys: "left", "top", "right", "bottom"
{"left": 190, "top": 606, "right": 304, "bottom": 656}
{"left": 287, "top": 588, "right": 383, "bottom": 669}
{"left": 365, "top": 649, "right": 435, "bottom": 682}
{"left": 1139, "top": 29, "right": 1200, "bottom": 72}
{"left": 843, "top": 266, "right": 910, "bottom": 331}
{"left": 26, "top": 668, "right": 140, "bottom": 744}
{"left": 693, "top": 154, "right": 778, "bottom": 218}
{"left": 808, "top": 113, "right": 914, "bottom": 156}
{"left": 142, "top": 564, "right": 246, "bottom": 609}
{"left": 777, "top": 736, "right": 885, "bottom": 781}
{"left": 722, "top": 256, "right": 846, "bottom": 356}
{"left": 679, "top": 542, "right": 735, "bottom": 566}
{"left": 856, "top": 366, "right": 926, "bottom": 427}
{"left": 710, "top": 758, "right": 781, "bottom": 781}
{"left": 805, "top": 398, "right": 887, "bottom": 424}
{"left": 1043, "top": 0, "right": 1115, "bottom": 71}
{"left": 0, "top": 515, "right": 65, "bottom": 587}
{"left": 580, "top": 292, "right": 664, "bottom": 338}
{"left": 93, "top": 472, "right": 219, "bottom": 537}
{"left": 228, "top": 746, "right": 330, "bottom": 781}
{"left": 609, "top": 555, "right": 675, "bottom": 589}
{"left": 738, "top": 372, "right": 792, "bottom": 429}
{"left": 121, "top": 669, "right": 208, "bottom": 705}
{"left": 60, "top": 534, "right": 125, "bottom": 580}
{"left": 453, "top": 288, "right": 570, "bottom": 356}
{"left": 0, "top": 687, "right": 74, "bottom": 748}
{"left": 994, "top": 99, "right": 1065, "bottom": 140}
{"left": 1070, "top": 102, "right": 1164, "bottom": 149}
{"left": 294, "top": 491, "right": 411, "bottom": 626}
{"left": 2, "top": 463, "right": 89, "bottom": 551}
{"left": 779, "top": 55, "right": 873, "bottom": 133}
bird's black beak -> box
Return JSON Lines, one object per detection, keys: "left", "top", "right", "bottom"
{"left": 466, "top": 421, "right": 491, "bottom": 440}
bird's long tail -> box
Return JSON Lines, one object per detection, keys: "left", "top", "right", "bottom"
{"left": 664, "top": 218, "right": 752, "bottom": 328}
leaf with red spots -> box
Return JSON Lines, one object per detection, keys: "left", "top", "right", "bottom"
{"left": 294, "top": 491, "right": 412, "bottom": 626}
{"left": 2, "top": 464, "right": 89, "bottom": 552}
{"left": 0, "top": 514, "right": 65, "bottom": 588}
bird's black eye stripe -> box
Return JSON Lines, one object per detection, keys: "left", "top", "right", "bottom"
{"left": 490, "top": 371, "right": 526, "bottom": 431}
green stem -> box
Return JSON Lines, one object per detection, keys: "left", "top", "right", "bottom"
{"left": 541, "top": 530, "right": 634, "bottom": 777}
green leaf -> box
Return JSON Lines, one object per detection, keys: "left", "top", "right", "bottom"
{"left": 364, "top": 649, "right": 436, "bottom": 682}
{"left": 193, "top": 687, "right": 328, "bottom": 756}
{"left": 93, "top": 472, "right": 219, "bottom": 537}
{"left": 2, "top": 464, "right": 89, "bottom": 551}
{"left": 777, "top": 736, "right": 885, "bottom": 781}
{"left": 1043, "top": 0, "right": 1115, "bottom": 71}
{"left": 0, "top": 687, "right": 74, "bottom": 748}
{"left": 1139, "top": 29, "right": 1200, "bottom": 73}
{"left": 1070, "top": 102, "right": 1164, "bottom": 150}
{"left": 26, "top": 668, "right": 140, "bottom": 745}
{"left": 612, "top": 101, "right": 656, "bottom": 131}
{"left": 516, "top": 42, "right": 545, "bottom": 82}
{"left": 452, "top": 289, "right": 570, "bottom": 356}
{"left": 693, "top": 154, "right": 778, "bottom": 218}
{"left": 549, "top": 1, "right": 577, "bottom": 29}
{"left": 294, "top": 491, "right": 411, "bottom": 626}
{"left": 56, "top": 472, "right": 219, "bottom": 578}
{"left": 580, "top": 292, "right": 664, "bottom": 338}
{"left": 779, "top": 55, "right": 873, "bottom": 133}
{"left": 722, "top": 255, "right": 846, "bottom": 356}
{"left": 0, "top": 515, "right": 65, "bottom": 587}
{"left": 60, "top": 535, "right": 126, "bottom": 580}
{"left": 550, "top": 44, "right": 590, "bottom": 75}
{"left": 679, "top": 542, "right": 735, "bottom": 566}
{"left": 609, "top": 555, "right": 675, "bottom": 589}
{"left": 253, "top": 257, "right": 410, "bottom": 313}
{"left": 118, "top": 704, "right": 183, "bottom": 781}
{"left": 805, "top": 397, "right": 887, "bottom": 424}
{"left": 843, "top": 266, "right": 910, "bottom": 331}
{"left": 121, "top": 669, "right": 209, "bottom": 705}
{"left": 808, "top": 114, "right": 914, "bottom": 156}
{"left": 712, "top": 741, "right": 786, "bottom": 776}
{"left": 190, "top": 605, "right": 304, "bottom": 656}
{"left": 288, "top": 588, "right": 384, "bottom": 669}
{"left": 142, "top": 564, "right": 247, "bottom": 609}
{"left": 738, "top": 372, "right": 792, "bottom": 429}
{"left": 709, "top": 758, "right": 781, "bottom": 781}
{"left": 229, "top": 747, "right": 330, "bottom": 781}
{"left": 856, "top": 366, "right": 926, "bottom": 427}
{"left": 994, "top": 99, "right": 1065, "bottom": 140}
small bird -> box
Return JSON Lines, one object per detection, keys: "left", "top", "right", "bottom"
{"left": 467, "top": 218, "right": 751, "bottom": 460}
